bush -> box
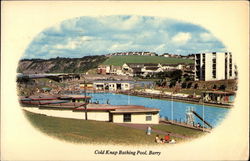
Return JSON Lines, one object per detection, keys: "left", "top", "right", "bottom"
{"left": 182, "top": 82, "right": 187, "bottom": 88}
{"left": 169, "top": 81, "right": 176, "bottom": 88}
{"left": 187, "top": 82, "right": 192, "bottom": 88}
{"left": 219, "top": 84, "right": 226, "bottom": 90}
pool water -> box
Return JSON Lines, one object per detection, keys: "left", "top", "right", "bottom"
{"left": 87, "top": 93, "right": 230, "bottom": 127}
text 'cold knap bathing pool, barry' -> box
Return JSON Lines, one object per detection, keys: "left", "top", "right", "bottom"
{"left": 94, "top": 150, "right": 161, "bottom": 156}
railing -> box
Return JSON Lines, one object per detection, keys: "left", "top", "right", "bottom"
{"left": 159, "top": 117, "right": 211, "bottom": 132}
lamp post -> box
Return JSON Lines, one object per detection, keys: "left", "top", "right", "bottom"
{"left": 171, "top": 92, "right": 173, "bottom": 123}
{"left": 202, "top": 97, "right": 204, "bottom": 132}
{"left": 84, "top": 80, "right": 88, "bottom": 120}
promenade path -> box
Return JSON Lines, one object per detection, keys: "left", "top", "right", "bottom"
{"left": 115, "top": 123, "right": 192, "bottom": 139}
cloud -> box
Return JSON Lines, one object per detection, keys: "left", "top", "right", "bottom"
{"left": 109, "top": 41, "right": 134, "bottom": 51}
{"left": 171, "top": 32, "right": 191, "bottom": 44}
{"left": 22, "top": 16, "right": 226, "bottom": 59}
{"left": 54, "top": 41, "right": 77, "bottom": 50}
{"left": 120, "top": 15, "right": 140, "bottom": 30}
{"left": 200, "top": 32, "right": 214, "bottom": 41}
{"left": 53, "top": 36, "right": 95, "bottom": 50}
{"left": 154, "top": 44, "right": 166, "bottom": 53}
{"left": 99, "top": 15, "right": 140, "bottom": 31}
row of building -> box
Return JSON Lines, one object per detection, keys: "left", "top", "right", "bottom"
{"left": 162, "top": 53, "right": 195, "bottom": 59}
{"left": 92, "top": 80, "right": 154, "bottom": 91}
{"left": 106, "top": 52, "right": 158, "bottom": 57}
{"left": 106, "top": 51, "right": 195, "bottom": 60}
{"left": 97, "top": 63, "right": 194, "bottom": 77}
{"left": 80, "top": 80, "right": 154, "bottom": 91}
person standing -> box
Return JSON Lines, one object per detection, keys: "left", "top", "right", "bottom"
{"left": 146, "top": 126, "right": 152, "bottom": 135}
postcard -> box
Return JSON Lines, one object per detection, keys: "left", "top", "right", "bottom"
{"left": 1, "top": 1, "right": 249, "bottom": 160}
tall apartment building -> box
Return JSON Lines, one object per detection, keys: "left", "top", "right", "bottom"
{"left": 195, "top": 52, "right": 235, "bottom": 81}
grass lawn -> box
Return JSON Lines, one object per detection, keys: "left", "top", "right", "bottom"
{"left": 152, "top": 124, "right": 205, "bottom": 138}
{"left": 103, "top": 56, "right": 194, "bottom": 66}
{"left": 24, "top": 110, "right": 205, "bottom": 145}
{"left": 24, "top": 110, "right": 158, "bottom": 145}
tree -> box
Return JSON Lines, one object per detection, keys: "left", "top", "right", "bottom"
{"left": 187, "top": 82, "right": 192, "bottom": 88}
{"left": 181, "top": 82, "right": 187, "bottom": 88}
{"left": 169, "top": 80, "right": 176, "bottom": 88}
{"left": 219, "top": 84, "right": 226, "bottom": 90}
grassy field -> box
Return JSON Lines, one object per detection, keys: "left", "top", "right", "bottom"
{"left": 24, "top": 110, "right": 204, "bottom": 145}
{"left": 103, "top": 56, "right": 194, "bottom": 66}
{"left": 152, "top": 124, "right": 204, "bottom": 138}
{"left": 24, "top": 110, "right": 158, "bottom": 145}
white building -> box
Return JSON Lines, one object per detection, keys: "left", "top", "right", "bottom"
{"left": 93, "top": 80, "right": 132, "bottom": 91}
{"left": 158, "top": 63, "right": 184, "bottom": 70}
{"left": 23, "top": 104, "right": 160, "bottom": 124}
{"left": 93, "top": 80, "right": 154, "bottom": 91}
{"left": 195, "top": 52, "right": 236, "bottom": 81}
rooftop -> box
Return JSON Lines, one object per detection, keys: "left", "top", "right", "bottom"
{"left": 93, "top": 80, "right": 154, "bottom": 84}
{"left": 75, "top": 104, "right": 160, "bottom": 113}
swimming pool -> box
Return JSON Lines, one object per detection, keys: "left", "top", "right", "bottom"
{"left": 86, "top": 93, "right": 230, "bottom": 127}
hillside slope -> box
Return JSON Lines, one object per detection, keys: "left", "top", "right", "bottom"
{"left": 102, "top": 55, "right": 194, "bottom": 66}
{"left": 17, "top": 55, "right": 108, "bottom": 74}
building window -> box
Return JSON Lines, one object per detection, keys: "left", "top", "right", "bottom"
{"left": 225, "top": 55, "right": 228, "bottom": 79}
{"left": 146, "top": 113, "right": 152, "bottom": 121}
{"left": 212, "top": 53, "right": 216, "bottom": 78}
{"left": 123, "top": 114, "right": 131, "bottom": 122}
{"left": 229, "top": 53, "right": 232, "bottom": 76}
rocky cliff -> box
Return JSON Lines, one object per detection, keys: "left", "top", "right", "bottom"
{"left": 17, "top": 55, "right": 108, "bottom": 74}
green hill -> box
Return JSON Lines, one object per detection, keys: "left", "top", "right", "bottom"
{"left": 18, "top": 55, "right": 108, "bottom": 74}
{"left": 103, "top": 56, "right": 194, "bottom": 66}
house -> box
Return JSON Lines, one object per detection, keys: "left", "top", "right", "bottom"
{"left": 122, "top": 63, "right": 160, "bottom": 77}
{"left": 79, "top": 82, "right": 93, "bottom": 90}
{"left": 194, "top": 52, "right": 236, "bottom": 81}
{"left": 93, "top": 80, "right": 132, "bottom": 91}
{"left": 75, "top": 104, "right": 160, "bottom": 124}
{"left": 93, "top": 80, "right": 155, "bottom": 91}
{"left": 107, "top": 51, "right": 158, "bottom": 56}
{"left": 97, "top": 65, "right": 110, "bottom": 74}
{"left": 162, "top": 53, "right": 171, "bottom": 57}
{"left": 187, "top": 54, "right": 195, "bottom": 60}
{"left": 109, "top": 65, "right": 123, "bottom": 75}
{"left": 141, "top": 66, "right": 163, "bottom": 77}
{"left": 161, "top": 53, "right": 181, "bottom": 58}
{"left": 23, "top": 104, "right": 160, "bottom": 124}
{"left": 98, "top": 65, "right": 124, "bottom": 75}
{"left": 159, "top": 63, "right": 184, "bottom": 71}
{"left": 202, "top": 91, "right": 235, "bottom": 105}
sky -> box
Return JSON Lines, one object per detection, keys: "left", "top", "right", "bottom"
{"left": 23, "top": 15, "right": 226, "bottom": 59}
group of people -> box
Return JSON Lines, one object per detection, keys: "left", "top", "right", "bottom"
{"left": 146, "top": 126, "right": 176, "bottom": 144}
{"left": 155, "top": 134, "right": 176, "bottom": 144}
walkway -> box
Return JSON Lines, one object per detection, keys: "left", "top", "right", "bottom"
{"left": 115, "top": 123, "right": 192, "bottom": 139}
